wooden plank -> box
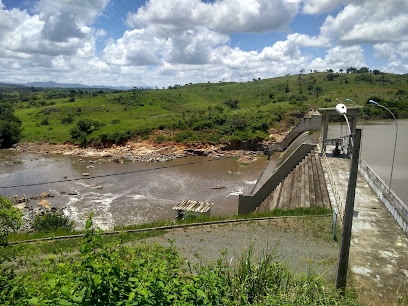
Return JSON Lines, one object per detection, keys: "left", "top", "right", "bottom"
{"left": 173, "top": 200, "right": 214, "bottom": 213}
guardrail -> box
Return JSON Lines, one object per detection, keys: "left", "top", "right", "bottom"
{"left": 318, "top": 143, "right": 344, "bottom": 222}
{"left": 359, "top": 159, "right": 408, "bottom": 235}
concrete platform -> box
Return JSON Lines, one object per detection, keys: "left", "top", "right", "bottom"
{"left": 328, "top": 157, "right": 408, "bottom": 305}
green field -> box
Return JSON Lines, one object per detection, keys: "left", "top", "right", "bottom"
{"left": 2, "top": 72, "right": 408, "bottom": 145}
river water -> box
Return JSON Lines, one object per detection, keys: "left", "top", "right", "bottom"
{"left": 327, "top": 119, "right": 408, "bottom": 206}
{"left": 1, "top": 120, "right": 406, "bottom": 230}
{"left": 0, "top": 152, "right": 267, "bottom": 230}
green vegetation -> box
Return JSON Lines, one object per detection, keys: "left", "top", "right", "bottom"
{"left": 0, "top": 196, "right": 22, "bottom": 246}
{"left": 1, "top": 71, "right": 407, "bottom": 146}
{"left": 33, "top": 212, "right": 74, "bottom": 233}
{"left": 0, "top": 213, "right": 357, "bottom": 305}
{"left": 4, "top": 206, "right": 331, "bottom": 245}
{"left": 0, "top": 96, "right": 22, "bottom": 148}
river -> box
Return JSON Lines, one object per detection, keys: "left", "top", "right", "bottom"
{"left": 327, "top": 119, "right": 408, "bottom": 206}
{"left": 0, "top": 151, "right": 267, "bottom": 230}
{"left": 1, "top": 119, "right": 407, "bottom": 230}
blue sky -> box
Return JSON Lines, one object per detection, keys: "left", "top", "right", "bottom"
{"left": 0, "top": 0, "right": 407, "bottom": 87}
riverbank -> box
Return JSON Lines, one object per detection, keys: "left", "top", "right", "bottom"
{"left": 13, "top": 140, "right": 270, "bottom": 163}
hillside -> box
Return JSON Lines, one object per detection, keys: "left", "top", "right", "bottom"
{"left": 3, "top": 72, "right": 408, "bottom": 146}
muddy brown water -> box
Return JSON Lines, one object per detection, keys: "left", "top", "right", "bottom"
{"left": 0, "top": 151, "right": 269, "bottom": 230}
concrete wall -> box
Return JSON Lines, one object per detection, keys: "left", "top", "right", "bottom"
{"left": 238, "top": 143, "right": 316, "bottom": 215}
{"left": 274, "top": 110, "right": 321, "bottom": 151}
{"left": 292, "top": 114, "right": 322, "bottom": 133}
{"left": 358, "top": 159, "right": 408, "bottom": 235}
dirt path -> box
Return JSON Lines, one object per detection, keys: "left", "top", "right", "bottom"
{"left": 137, "top": 217, "right": 338, "bottom": 277}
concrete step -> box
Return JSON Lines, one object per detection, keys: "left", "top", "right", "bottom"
{"left": 308, "top": 151, "right": 316, "bottom": 207}
{"left": 256, "top": 147, "right": 331, "bottom": 213}
{"left": 311, "top": 150, "right": 323, "bottom": 207}
{"left": 315, "top": 151, "right": 331, "bottom": 208}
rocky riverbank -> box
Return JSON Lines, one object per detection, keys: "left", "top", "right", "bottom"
{"left": 8, "top": 193, "right": 67, "bottom": 233}
{"left": 13, "top": 140, "right": 269, "bottom": 163}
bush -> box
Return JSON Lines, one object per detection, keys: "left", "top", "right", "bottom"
{"left": 32, "top": 212, "right": 73, "bottom": 232}
{"left": 40, "top": 118, "right": 49, "bottom": 126}
{"left": 0, "top": 103, "right": 22, "bottom": 148}
{"left": 61, "top": 115, "right": 74, "bottom": 124}
{"left": 224, "top": 99, "right": 239, "bottom": 109}
{"left": 0, "top": 196, "right": 22, "bottom": 246}
{"left": 111, "top": 119, "right": 121, "bottom": 124}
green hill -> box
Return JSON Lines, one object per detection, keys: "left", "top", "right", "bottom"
{"left": 3, "top": 72, "right": 408, "bottom": 145}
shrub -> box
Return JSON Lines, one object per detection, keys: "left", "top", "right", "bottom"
{"left": 32, "top": 212, "right": 73, "bottom": 232}
{"left": 224, "top": 99, "right": 239, "bottom": 109}
{"left": 111, "top": 119, "right": 121, "bottom": 124}
{"left": 0, "top": 196, "right": 22, "bottom": 246}
{"left": 61, "top": 115, "right": 74, "bottom": 124}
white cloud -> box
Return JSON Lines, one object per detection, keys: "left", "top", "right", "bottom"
{"left": 127, "top": 0, "right": 299, "bottom": 34}
{"left": 373, "top": 42, "right": 408, "bottom": 74}
{"left": 320, "top": 0, "right": 408, "bottom": 45}
{"left": 310, "top": 45, "right": 365, "bottom": 71}
{"left": 287, "top": 33, "right": 329, "bottom": 47}
{"left": 302, "top": 0, "right": 351, "bottom": 14}
{"left": 0, "top": 0, "right": 407, "bottom": 88}
{"left": 103, "top": 29, "right": 163, "bottom": 66}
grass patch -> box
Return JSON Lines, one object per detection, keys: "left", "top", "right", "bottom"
{"left": 114, "top": 207, "right": 332, "bottom": 231}
{"left": 5, "top": 207, "right": 331, "bottom": 242}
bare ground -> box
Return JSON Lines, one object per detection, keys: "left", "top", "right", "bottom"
{"left": 136, "top": 217, "right": 339, "bottom": 278}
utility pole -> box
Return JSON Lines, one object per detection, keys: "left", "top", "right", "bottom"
{"left": 336, "top": 128, "right": 362, "bottom": 293}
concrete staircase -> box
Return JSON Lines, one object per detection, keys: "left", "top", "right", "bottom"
{"left": 257, "top": 149, "right": 331, "bottom": 212}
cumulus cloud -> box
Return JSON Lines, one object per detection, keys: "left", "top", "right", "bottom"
{"left": 103, "top": 29, "right": 163, "bottom": 66}
{"left": 320, "top": 0, "right": 408, "bottom": 45}
{"left": 302, "top": 0, "right": 351, "bottom": 14}
{"left": 310, "top": 45, "right": 365, "bottom": 71}
{"left": 127, "top": 0, "right": 300, "bottom": 34}
{"left": 0, "top": 0, "right": 406, "bottom": 88}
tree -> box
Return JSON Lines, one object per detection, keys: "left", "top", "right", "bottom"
{"left": 339, "top": 69, "right": 344, "bottom": 73}
{"left": 373, "top": 69, "right": 381, "bottom": 75}
{"left": 285, "top": 80, "right": 290, "bottom": 93}
{"left": 346, "top": 67, "right": 357, "bottom": 74}
{"left": 0, "top": 196, "right": 22, "bottom": 246}
{"left": 314, "top": 86, "right": 323, "bottom": 101}
{"left": 0, "top": 103, "right": 22, "bottom": 148}
{"left": 358, "top": 67, "right": 369, "bottom": 73}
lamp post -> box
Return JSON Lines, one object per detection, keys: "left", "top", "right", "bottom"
{"left": 345, "top": 98, "right": 365, "bottom": 157}
{"left": 368, "top": 100, "right": 398, "bottom": 193}
{"left": 335, "top": 103, "right": 354, "bottom": 150}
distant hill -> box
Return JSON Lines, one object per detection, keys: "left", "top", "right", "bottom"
{"left": 5, "top": 72, "right": 408, "bottom": 145}
{"left": 21, "top": 81, "right": 133, "bottom": 90}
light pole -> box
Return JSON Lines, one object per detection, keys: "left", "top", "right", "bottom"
{"left": 345, "top": 98, "right": 365, "bottom": 157}
{"left": 368, "top": 100, "right": 398, "bottom": 193}
{"left": 335, "top": 103, "right": 354, "bottom": 149}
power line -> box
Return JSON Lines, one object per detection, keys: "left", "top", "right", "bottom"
{"left": 0, "top": 156, "right": 233, "bottom": 189}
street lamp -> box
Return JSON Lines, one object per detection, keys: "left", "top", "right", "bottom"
{"left": 368, "top": 100, "right": 398, "bottom": 193}
{"left": 335, "top": 103, "right": 354, "bottom": 149}
{"left": 345, "top": 98, "right": 365, "bottom": 157}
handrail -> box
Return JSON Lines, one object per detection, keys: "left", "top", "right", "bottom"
{"left": 318, "top": 143, "right": 344, "bottom": 222}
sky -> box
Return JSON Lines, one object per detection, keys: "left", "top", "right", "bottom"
{"left": 0, "top": 0, "right": 407, "bottom": 88}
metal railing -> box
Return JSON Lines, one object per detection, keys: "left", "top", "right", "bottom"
{"left": 318, "top": 143, "right": 344, "bottom": 222}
